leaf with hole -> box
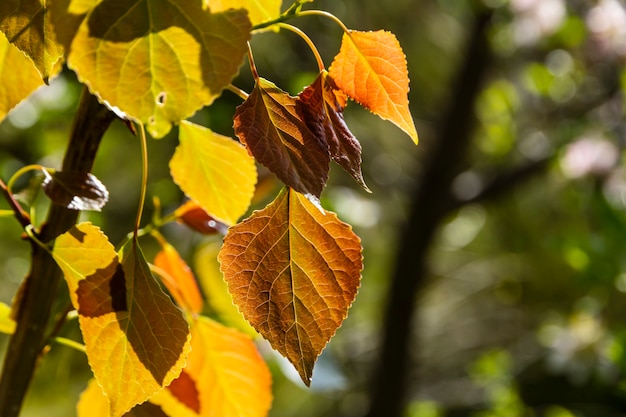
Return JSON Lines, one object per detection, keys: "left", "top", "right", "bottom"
{"left": 68, "top": 0, "right": 251, "bottom": 138}
{"left": 42, "top": 169, "right": 108, "bottom": 211}
{"left": 171, "top": 121, "right": 257, "bottom": 225}
{"left": 329, "top": 30, "right": 418, "bottom": 144}
{"left": 218, "top": 187, "right": 362, "bottom": 385}
{"left": 234, "top": 77, "right": 330, "bottom": 203}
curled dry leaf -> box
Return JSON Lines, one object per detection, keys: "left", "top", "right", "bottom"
{"left": 42, "top": 169, "right": 109, "bottom": 211}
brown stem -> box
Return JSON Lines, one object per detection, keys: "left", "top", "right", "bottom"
{"left": 0, "top": 89, "right": 115, "bottom": 417}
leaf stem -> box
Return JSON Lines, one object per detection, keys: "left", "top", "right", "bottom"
{"left": 298, "top": 10, "right": 351, "bottom": 34}
{"left": 5, "top": 164, "right": 44, "bottom": 195}
{"left": 134, "top": 122, "right": 149, "bottom": 238}
{"left": 52, "top": 337, "right": 86, "bottom": 354}
{"left": 226, "top": 84, "right": 250, "bottom": 100}
{"left": 0, "top": 178, "right": 31, "bottom": 229}
{"left": 251, "top": 0, "right": 313, "bottom": 31}
{"left": 277, "top": 23, "right": 325, "bottom": 72}
{"left": 247, "top": 42, "right": 259, "bottom": 81}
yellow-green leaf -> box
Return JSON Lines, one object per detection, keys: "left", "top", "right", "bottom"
{"left": 67, "top": 0, "right": 251, "bottom": 138}
{"left": 151, "top": 316, "right": 272, "bottom": 417}
{"left": 218, "top": 187, "right": 363, "bottom": 385}
{"left": 77, "top": 379, "right": 169, "bottom": 417}
{"left": 171, "top": 121, "right": 257, "bottom": 225}
{"left": 0, "top": 302, "right": 16, "bottom": 334}
{"left": 0, "top": 32, "right": 44, "bottom": 123}
{"left": 0, "top": 0, "right": 64, "bottom": 82}
{"left": 53, "top": 224, "right": 191, "bottom": 417}
{"left": 207, "top": 0, "right": 281, "bottom": 27}
{"left": 194, "top": 241, "right": 256, "bottom": 336}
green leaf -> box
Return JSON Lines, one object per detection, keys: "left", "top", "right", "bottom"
{"left": 68, "top": 0, "right": 251, "bottom": 138}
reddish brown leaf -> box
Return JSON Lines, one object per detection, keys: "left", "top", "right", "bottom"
{"left": 42, "top": 169, "right": 108, "bottom": 211}
{"left": 234, "top": 77, "right": 330, "bottom": 202}
{"left": 218, "top": 187, "right": 363, "bottom": 385}
{"left": 174, "top": 200, "right": 228, "bottom": 235}
{"left": 298, "top": 70, "right": 369, "bottom": 191}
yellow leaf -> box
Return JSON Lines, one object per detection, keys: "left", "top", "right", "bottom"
{"left": 0, "top": 0, "right": 64, "bottom": 82}
{"left": 218, "top": 187, "right": 363, "bottom": 385}
{"left": 194, "top": 241, "right": 256, "bottom": 336}
{"left": 151, "top": 316, "right": 272, "bottom": 417}
{"left": 329, "top": 30, "right": 418, "bottom": 144}
{"left": 54, "top": 224, "right": 191, "bottom": 417}
{"left": 0, "top": 32, "right": 44, "bottom": 123}
{"left": 77, "top": 379, "right": 170, "bottom": 417}
{"left": 67, "top": 0, "right": 251, "bottom": 138}
{"left": 171, "top": 121, "right": 257, "bottom": 225}
{"left": 207, "top": 0, "right": 281, "bottom": 27}
{"left": 0, "top": 302, "right": 16, "bottom": 334}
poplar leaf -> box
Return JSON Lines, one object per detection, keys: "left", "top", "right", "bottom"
{"left": 171, "top": 121, "right": 257, "bottom": 225}
{"left": 154, "top": 241, "right": 204, "bottom": 315}
{"left": 298, "top": 70, "right": 369, "bottom": 191}
{"left": 329, "top": 30, "right": 418, "bottom": 144}
{"left": 0, "top": 32, "right": 44, "bottom": 122}
{"left": 53, "top": 223, "right": 191, "bottom": 417}
{"left": 150, "top": 316, "right": 272, "bottom": 417}
{"left": 0, "top": 0, "right": 64, "bottom": 82}
{"left": 42, "top": 169, "right": 109, "bottom": 211}
{"left": 68, "top": 0, "right": 251, "bottom": 138}
{"left": 174, "top": 200, "right": 229, "bottom": 235}
{"left": 77, "top": 379, "right": 169, "bottom": 417}
{"left": 234, "top": 78, "right": 330, "bottom": 203}
{"left": 218, "top": 187, "right": 363, "bottom": 385}
{"left": 207, "top": 0, "right": 281, "bottom": 27}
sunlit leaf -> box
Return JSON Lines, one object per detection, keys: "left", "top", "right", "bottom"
{"left": 0, "top": 32, "right": 44, "bottom": 123}
{"left": 42, "top": 169, "right": 108, "bottom": 211}
{"left": 154, "top": 240, "right": 204, "bottom": 315}
{"left": 218, "top": 187, "right": 363, "bottom": 385}
{"left": 68, "top": 0, "right": 251, "bottom": 138}
{"left": 234, "top": 77, "right": 330, "bottom": 203}
{"left": 53, "top": 224, "right": 191, "bottom": 417}
{"left": 174, "top": 200, "right": 229, "bottom": 235}
{"left": 0, "top": 0, "right": 64, "bottom": 82}
{"left": 0, "top": 302, "right": 16, "bottom": 334}
{"left": 298, "top": 70, "right": 369, "bottom": 191}
{"left": 151, "top": 316, "right": 272, "bottom": 417}
{"left": 329, "top": 30, "right": 418, "bottom": 144}
{"left": 77, "top": 379, "right": 169, "bottom": 417}
{"left": 171, "top": 121, "right": 257, "bottom": 225}
{"left": 194, "top": 241, "right": 256, "bottom": 336}
{"left": 207, "top": 0, "right": 281, "bottom": 28}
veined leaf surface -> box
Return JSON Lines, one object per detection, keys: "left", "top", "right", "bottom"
{"left": 53, "top": 223, "right": 191, "bottom": 417}
{"left": 329, "top": 30, "right": 418, "bottom": 144}
{"left": 68, "top": 0, "right": 251, "bottom": 138}
{"left": 218, "top": 187, "right": 362, "bottom": 385}
{"left": 171, "top": 121, "right": 257, "bottom": 225}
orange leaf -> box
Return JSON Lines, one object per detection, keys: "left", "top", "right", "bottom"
{"left": 298, "top": 70, "right": 369, "bottom": 191}
{"left": 218, "top": 187, "right": 362, "bottom": 385}
{"left": 329, "top": 30, "right": 418, "bottom": 144}
{"left": 54, "top": 224, "right": 191, "bottom": 417}
{"left": 153, "top": 240, "right": 204, "bottom": 314}
{"left": 234, "top": 77, "right": 330, "bottom": 203}
{"left": 150, "top": 316, "right": 272, "bottom": 417}
{"left": 174, "top": 200, "right": 228, "bottom": 235}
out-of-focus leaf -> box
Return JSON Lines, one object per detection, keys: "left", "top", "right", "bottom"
{"left": 174, "top": 200, "right": 228, "bottom": 235}
{"left": 0, "top": 32, "right": 44, "bottom": 123}
{"left": 171, "top": 121, "right": 257, "bottom": 225}
{"left": 154, "top": 240, "right": 204, "bottom": 315}
{"left": 53, "top": 223, "right": 191, "bottom": 417}
{"left": 298, "top": 70, "right": 369, "bottom": 191}
{"left": 234, "top": 77, "right": 330, "bottom": 203}
{"left": 194, "top": 241, "right": 256, "bottom": 336}
{"left": 329, "top": 30, "right": 418, "bottom": 144}
{"left": 207, "top": 0, "right": 281, "bottom": 27}
{"left": 42, "top": 169, "right": 108, "bottom": 211}
{"left": 0, "top": 0, "right": 64, "bottom": 82}
{"left": 218, "top": 187, "right": 363, "bottom": 385}
{"left": 67, "top": 0, "right": 251, "bottom": 138}
{"left": 0, "top": 302, "right": 16, "bottom": 334}
{"left": 150, "top": 316, "right": 272, "bottom": 417}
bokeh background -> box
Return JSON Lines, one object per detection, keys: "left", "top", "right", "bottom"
{"left": 2, "top": 0, "right": 626, "bottom": 416}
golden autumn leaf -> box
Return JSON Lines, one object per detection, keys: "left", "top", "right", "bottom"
{"left": 207, "top": 0, "right": 281, "bottom": 27}
{"left": 0, "top": 32, "right": 44, "bottom": 122}
{"left": 53, "top": 223, "right": 191, "bottom": 417}
{"left": 234, "top": 77, "right": 330, "bottom": 203}
{"left": 150, "top": 316, "right": 272, "bottom": 417}
{"left": 171, "top": 121, "right": 257, "bottom": 225}
{"left": 153, "top": 239, "right": 204, "bottom": 315}
{"left": 0, "top": 302, "right": 16, "bottom": 334}
{"left": 68, "top": 0, "right": 251, "bottom": 138}
{"left": 0, "top": 0, "right": 64, "bottom": 82}
{"left": 329, "top": 30, "right": 418, "bottom": 144}
{"left": 77, "top": 379, "right": 169, "bottom": 417}
{"left": 218, "top": 187, "right": 363, "bottom": 385}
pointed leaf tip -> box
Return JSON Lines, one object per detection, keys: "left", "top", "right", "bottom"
{"left": 329, "top": 30, "right": 418, "bottom": 144}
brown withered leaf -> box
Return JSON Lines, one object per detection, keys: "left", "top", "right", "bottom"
{"left": 42, "top": 169, "right": 108, "bottom": 211}
{"left": 218, "top": 187, "right": 363, "bottom": 385}
{"left": 298, "top": 70, "right": 369, "bottom": 191}
{"left": 233, "top": 77, "right": 330, "bottom": 203}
